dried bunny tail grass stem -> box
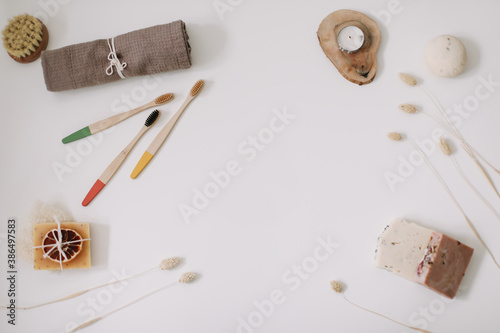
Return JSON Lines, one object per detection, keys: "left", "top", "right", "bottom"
{"left": 463, "top": 149, "right": 500, "bottom": 199}
{"left": 452, "top": 156, "right": 500, "bottom": 222}
{"left": 438, "top": 126, "right": 500, "bottom": 199}
{"left": 430, "top": 120, "right": 500, "bottom": 199}
{"left": 438, "top": 142, "right": 500, "bottom": 223}
{"left": 418, "top": 84, "right": 500, "bottom": 176}
{"left": 68, "top": 272, "right": 197, "bottom": 333}
{"left": 330, "top": 281, "right": 431, "bottom": 333}
{"left": 398, "top": 71, "right": 499, "bottom": 173}
{"left": 397, "top": 103, "right": 461, "bottom": 148}
{"left": 399, "top": 103, "right": 451, "bottom": 132}
{"left": 399, "top": 101, "right": 500, "bottom": 199}
{"left": 409, "top": 139, "right": 500, "bottom": 269}
{"left": 1, "top": 257, "right": 180, "bottom": 310}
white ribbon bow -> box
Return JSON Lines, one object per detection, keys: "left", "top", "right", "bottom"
{"left": 106, "top": 37, "right": 127, "bottom": 79}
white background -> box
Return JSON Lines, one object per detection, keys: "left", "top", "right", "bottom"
{"left": 1, "top": 0, "right": 500, "bottom": 332}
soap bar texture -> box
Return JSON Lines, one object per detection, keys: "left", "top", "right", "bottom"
{"left": 33, "top": 222, "right": 91, "bottom": 270}
{"left": 424, "top": 34, "right": 467, "bottom": 78}
{"left": 375, "top": 219, "right": 473, "bottom": 298}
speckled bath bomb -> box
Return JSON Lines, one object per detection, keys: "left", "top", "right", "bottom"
{"left": 424, "top": 35, "right": 467, "bottom": 77}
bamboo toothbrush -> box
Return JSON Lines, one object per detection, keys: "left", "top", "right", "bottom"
{"left": 82, "top": 110, "right": 160, "bottom": 206}
{"left": 130, "top": 80, "right": 204, "bottom": 179}
{"left": 62, "top": 93, "right": 173, "bottom": 144}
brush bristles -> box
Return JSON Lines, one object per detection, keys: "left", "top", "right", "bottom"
{"left": 190, "top": 80, "right": 204, "bottom": 97}
{"left": 2, "top": 14, "right": 43, "bottom": 57}
{"left": 399, "top": 72, "right": 417, "bottom": 86}
{"left": 144, "top": 110, "right": 160, "bottom": 127}
{"left": 155, "top": 93, "right": 174, "bottom": 105}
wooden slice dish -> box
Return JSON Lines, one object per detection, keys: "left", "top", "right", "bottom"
{"left": 317, "top": 9, "right": 381, "bottom": 85}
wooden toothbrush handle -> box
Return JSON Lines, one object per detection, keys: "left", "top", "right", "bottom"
{"left": 99, "top": 126, "right": 148, "bottom": 183}
{"left": 89, "top": 102, "right": 154, "bottom": 134}
{"left": 147, "top": 98, "right": 192, "bottom": 155}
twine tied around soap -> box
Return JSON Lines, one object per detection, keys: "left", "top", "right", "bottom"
{"left": 33, "top": 216, "right": 91, "bottom": 271}
{"left": 105, "top": 37, "right": 127, "bottom": 79}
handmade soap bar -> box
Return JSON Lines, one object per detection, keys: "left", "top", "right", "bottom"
{"left": 425, "top": 34, "right": 467, "bottom": 78}
{"left": 33, "top": 222, "right": 91, "bottom": 270}
{"left": 415, "top": 232, "right": 473, "bottom": 298}
{"left": 375, "top": 219, "right": 473, "bottom": 298}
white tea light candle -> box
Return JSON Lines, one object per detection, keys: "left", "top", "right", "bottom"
{"left": 337, "top": 26, "right": 364, "bottom": 53}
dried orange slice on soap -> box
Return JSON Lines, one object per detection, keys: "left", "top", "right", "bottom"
{"left": 42, "top": 228, "right": 83, "bottom": 263}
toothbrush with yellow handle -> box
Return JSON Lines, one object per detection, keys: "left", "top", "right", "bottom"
{"left": 82, "top": 110, "right": 160, "bottom": 206}
{"left": 131, "top": 80, "right": 204, "bottom": 179}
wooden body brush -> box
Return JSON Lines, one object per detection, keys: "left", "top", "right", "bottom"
{"left": 130, "top": 80, "right": 204, "bottom": 179}
{"left": 82, "top": 110, "right": 160, "bottom": 206}
{"left": 2, "top": 14, "right": 49, "bottom": 63}
{"left": 62, "top": 93, "right": 173, "bottom": 144}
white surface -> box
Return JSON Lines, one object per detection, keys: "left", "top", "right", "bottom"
{"left": 1, "top": 0, "right": 500, "bottom": 332}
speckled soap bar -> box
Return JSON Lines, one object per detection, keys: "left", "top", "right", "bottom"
{"left": 33, "top": 222, "right": 91, "bottom": 270}
{"left": 375, "top": 219, "right": 473, "bottom": 298}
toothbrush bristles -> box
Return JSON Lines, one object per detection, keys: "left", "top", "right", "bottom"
{"left": 190, "top": 80, "right": 204, "bottom": 97}
{"left": 155, "top": 93, "right": 174, "bottom": 105}
{"left": 145, "top": 110, "right": 160, "bottom": 127}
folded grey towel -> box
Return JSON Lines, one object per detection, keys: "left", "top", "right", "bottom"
{"left": 41, "top": 20, "right": 191, "bottom": 92}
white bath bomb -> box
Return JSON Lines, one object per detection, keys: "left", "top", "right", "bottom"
{"left": 424, "top": 35, "right": 467, "bottom": 77}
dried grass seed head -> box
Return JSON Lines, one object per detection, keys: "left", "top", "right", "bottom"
{"left": 159, "top": 257, "right": 180, "bottom": 270}
{"left": 330, "top": 280, "right": 343, "bottom": 293}
{"left": 329, "top": 278, "right": 432, "bottom": 333}
{"left": 388, "top": 132, "right": 402, "bottom": 141}
{"left": 398, "top": 73, "right": 417, "bottom": 86}
{"left": 439, "top": 138, "right": 452, "bottom": 156}
{"left": 399, "top": 104, "right": 417, "bottom": 114}
{"left": 179, "top": 272, "right": 196, "bottom": 283}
